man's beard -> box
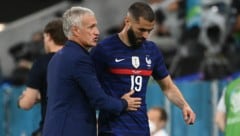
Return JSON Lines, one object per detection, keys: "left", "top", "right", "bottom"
{"left": 127, "top": 28, "right": 145, "bottom": 49}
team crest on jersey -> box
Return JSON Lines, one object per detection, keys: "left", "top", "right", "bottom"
{"left": 145, "top": 55, "right": 152, "bottom": 68}
{"left": 132, "top": 56, "right": 140, "bottom": 69}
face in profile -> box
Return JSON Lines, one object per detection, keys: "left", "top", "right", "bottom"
{"left": 43, "top": 33, "right": 50, "bottom": 53}
{"left": 76, "top": 13, "right": 100, "bottom": 48}
{"left": 127, "top": 16, "right": 155, "bottom": 49}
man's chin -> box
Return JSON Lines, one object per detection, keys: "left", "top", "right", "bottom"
{"left": 89, "top": 42, "right": 97, "bottom": 47}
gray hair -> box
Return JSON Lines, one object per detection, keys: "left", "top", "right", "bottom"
{"left": 62, "top": 6, "right": 94, "bottom": 38}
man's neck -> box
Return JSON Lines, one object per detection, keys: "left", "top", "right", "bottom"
{"left": 118, "top": 31, "right": 131, "bottom": 47}
{"left": 49, "top": 45, "right": 63, "bottom": 53}
{"left": 69, "top": 38, "right": 91, "bottom": 51}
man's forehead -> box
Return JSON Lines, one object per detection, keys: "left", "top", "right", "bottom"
{"left": 82, "top": 14, "right": 97, "bottom": 25}
{"left": 133, "top": 17, "right": 155, "bottom": 29}
{"left": 138, "top": 17, "right": 155, "bottom": 24}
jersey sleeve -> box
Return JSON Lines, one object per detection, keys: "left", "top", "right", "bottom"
{"left": 151, "top": 42, "right": 169, "bottom": 80}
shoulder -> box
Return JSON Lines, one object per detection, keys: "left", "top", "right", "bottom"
{"left": 31, "top": 55, "right": 48, "bottom": 69}
{"left": 143, "top": 40, "right": 164, "bottom": 56}
{"left": 226, "top": 78, "right": 240, "bottom": 91}
{"left": 36, "top": 53, "right": 54, "bottom": 64}
{"left": 92, "top": 34, "right": 118, "bottom": 55}
{"left": 144, "top": 40, "right": 159, "bottom": 50}
{"left": 61, "top": 44, "right": 89, "bottom": 60}
{"left": 231, "top": 78, "right": 240, "bottom": 85}
{"left": 99, "top": 34, "right": 118, "bottom": 45}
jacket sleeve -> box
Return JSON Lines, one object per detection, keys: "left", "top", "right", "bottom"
{"left": 72, "top": 54, "right": 126, "bottom": 115}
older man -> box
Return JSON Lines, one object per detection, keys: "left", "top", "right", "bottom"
{"left": 42, "top": 6, "right": 141, "bottom": 136}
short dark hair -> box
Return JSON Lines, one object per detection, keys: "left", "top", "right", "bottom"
{"left": 44, "top": 18, "right": 67, "bottom": 45}
{"left": 128, "top": 2, "right": 155, "bottom": 22}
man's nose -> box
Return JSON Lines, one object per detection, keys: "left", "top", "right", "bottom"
{"left": 94, "top": 27, "right": 100, "bottom": 35}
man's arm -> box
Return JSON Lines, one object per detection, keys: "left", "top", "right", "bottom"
{"left": 157, "top": 75, "right": 196, "bottom": 124}
{"left": 74, "top": 55, "right": 141, "bottom": 115}
{"left": 215, "top": 111, "right": 225, "bottom": 132}
{"left": 18, "top": 87, "right": 41, "bottom": 110}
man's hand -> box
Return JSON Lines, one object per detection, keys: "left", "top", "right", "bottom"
{"left": 121, "top": 90, "right": 142, "bottom": 111}
{"left": 18, "top": 87, "right": 41, "bottom": 110}
{"left": 182, "top": 105, "right": 196, "bottom": 125}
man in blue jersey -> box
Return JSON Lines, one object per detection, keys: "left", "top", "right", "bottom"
{"left": 91, "top": 2, "right": 196, "bottom": 136}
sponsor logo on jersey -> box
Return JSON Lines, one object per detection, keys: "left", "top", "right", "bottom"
{"left": 115, "top": 58, "right": 125, "bottom": 62}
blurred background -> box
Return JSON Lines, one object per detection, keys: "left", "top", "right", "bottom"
{"left": 0, "top": 0, "right": 239, "bottom": 136}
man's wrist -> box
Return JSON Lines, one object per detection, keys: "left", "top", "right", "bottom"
{"left": 121, "top": 99, "right": 128, "bottom": 111}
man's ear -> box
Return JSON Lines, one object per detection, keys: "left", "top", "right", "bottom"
{"left": 125, "top": 16, "right": 130, "bottom": 23}
{"left": 124, "top": 16, "right": 131, "bottom": 29}
{"left": 72, "top": 26, "right": 80, "bottom": 36}
{"left": 44, "top": 33, "right": 50, "bottom": 41}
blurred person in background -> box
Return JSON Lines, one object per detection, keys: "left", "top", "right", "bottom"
{"left": 9, "top": 31, "right": 44, "bottom": 70}
{"left": 42, "top": 6, "right": 141, "bottom": 136}
{"left": 222, "top": 0, "right": 240, "bottom": 73}
{"left": 148, "top": 0, "right": 185, "bottom": 70}
{"left": 148, "top": 107, "right": 168, "bottom": 136}
{"left": 7, "top": 31, "right": 45, "bottom": 86}
{"left": 149, "top": 0, "right": 185, "bottom": 42}
{"left": 91, "top": 2, "right": 195, "bottom": 136}
{"left": 18, "top": 18, "right": 67, "bottom": 136}
{"left": 215, "top": 77, "right": 240, "bottom": 136}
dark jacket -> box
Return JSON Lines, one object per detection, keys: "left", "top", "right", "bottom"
{"left": 43, "top": 40, "right": 126, "bottom": 136}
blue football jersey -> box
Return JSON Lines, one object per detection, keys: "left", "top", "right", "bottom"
{"left": 91, "top": 34, "right": 169, "bottom": 136}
